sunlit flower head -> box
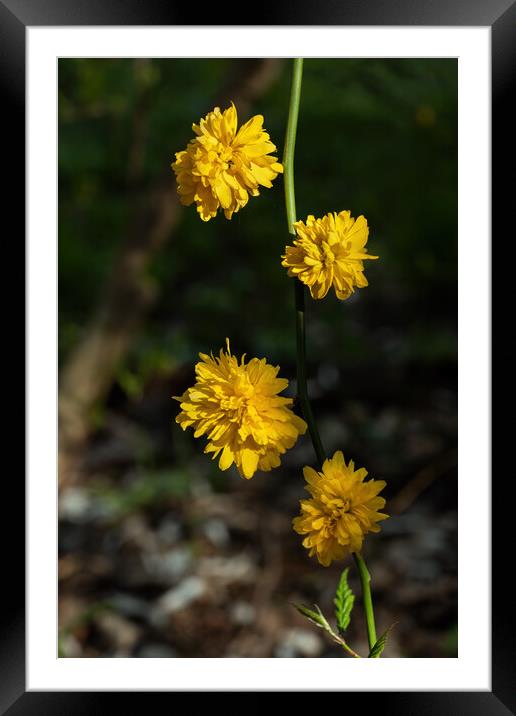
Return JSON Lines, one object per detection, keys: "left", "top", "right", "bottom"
{"left": 172, "top": 103, "right": 283, "bottom": 221}
{"left": 281, "top": 211, "right": 378, "bottom": 300}
{"left": 293, "top": 451, "right": 388, "bottom": 566}
{"left": 174, "top": 340, "right": 306, "bottom": 479}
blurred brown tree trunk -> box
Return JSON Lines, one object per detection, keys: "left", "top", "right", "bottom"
{"left": 59, "top": 58, "right": 283, "bottom": 486}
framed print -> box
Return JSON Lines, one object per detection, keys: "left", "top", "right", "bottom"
{"left": 4, "top": 0, "right": 511, "bottom": 711}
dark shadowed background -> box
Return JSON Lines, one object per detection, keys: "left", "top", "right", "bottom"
{"left": 58, "top": 57, "right": 457, "bottom": 658}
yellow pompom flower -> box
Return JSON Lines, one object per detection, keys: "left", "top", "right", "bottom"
{"left": 281, "top": 211, "right": 378, "bottom": 300}
{"left": 293, "top": 451, "right": 388, "bottom": 566}
{"left": 172, "top": 103, "right": 283, "bottom": 221}
{"left": 174, "top": 340, "right": 307, "bottom": 479}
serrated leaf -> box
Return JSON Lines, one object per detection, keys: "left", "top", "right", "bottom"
{"left": 368, "top": 624, "right": 395, "bottom": 658}
{"left": 334, "top": 567, "right": 355, "bottom": 632}
{"left": 292, "top": 603, "right": 330, "bottom": 631}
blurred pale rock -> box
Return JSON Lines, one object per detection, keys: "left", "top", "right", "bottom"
{"left": 157, "top": 516, "right": 182, "bottom": 545}
{"left": 95, "top": 611, "right": 141, "bottom": 653}
{"left": 198, "top": 554, "right": 257, "bottom": 584}
{"left": 151, "top": 576, "right": 206, "bottom": 626}
{"left": 108, "top": 593, "right": 150, "bottom": 620}
{"left": 59, "top": 487, "right": 99, "bottom": 522}
{"left": 230, "top": 601, "right": 256, "bottom": 626}
{"left": 137, "top": 643, "right": 177, "bottom": 658}
{"left": 59, "top": 633, "right": 82, "bottom": 658}
{"left": 275, "top": 628, "right": 323, "bottom": 658}
{"left": 142, "top": 547, "right": 192, "bottom": 583}
{"left": 201, "top": 518, "right": 230, "bottom": 549}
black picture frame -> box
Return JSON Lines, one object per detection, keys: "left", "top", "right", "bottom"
{"left": 5, "top": 0, "right": 510, "bottom": 712}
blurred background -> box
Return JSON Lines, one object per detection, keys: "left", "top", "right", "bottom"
{"left": 58, "top": 58, "right": 457, "bottom": 658}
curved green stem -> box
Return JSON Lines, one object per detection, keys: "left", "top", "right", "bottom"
{"left": 283, "top": 58, "right": 326, "bottom": 467}
{"left": 283, "top": 58, "right": 380, "bottom": 657}
{"left": 353, "top": 552, "right": 377, "bottom": 652}
{"left": 283, "top": 58, "right": 303, "bottom": 235}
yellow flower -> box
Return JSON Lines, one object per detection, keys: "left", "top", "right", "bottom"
{"left": 172, "top": 103, "right": 283, "bottom": 221}
{"left": 281, "top": 211, "right": 378, "bottom": 300}
{"left": 174, "top": 339, "right": 307, "bottom": 479}
{"left": 293, "top": 451, "right": 388, "bottom": 566}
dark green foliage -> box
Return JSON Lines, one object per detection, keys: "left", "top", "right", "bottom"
{"left": 59, "top": 58, "right": 457, "bottom": 377}
{"left": 59, "top": 57, "right": 458, "bottom": 494}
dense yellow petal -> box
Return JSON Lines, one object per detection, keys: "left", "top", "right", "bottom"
{"left": 282, "top": 211, "right": 378, "bottom": 301}
{"left": 293, "top": 451, "right": 389, "bottom": 566}
{"left": 240, "top": 449, "right": 259, "bottom": 479}
{"left": 219, "top": 445, "right": 234, "bottom": 471}
{"left": 172, "top": 103, "right": 282, "bottom": 221}
{"left": 174, "top": 341, "right": 307, "bottom": 480}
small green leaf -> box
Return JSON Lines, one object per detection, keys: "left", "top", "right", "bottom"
{"left": 334, "top": 567, "right": 355, "bottom": 633}
{"left": 368, "top": 624, "right": 396, "bottom": 658}
{"left": 292, "top": 603, "right": 330, "bottom": 631}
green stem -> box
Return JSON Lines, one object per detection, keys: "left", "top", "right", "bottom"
{"left": 283, "top": 58, "right": 379, "bottom": 657}
{"left": 353, "top": 552, "right": 377, "bottom": 652}
{"left": 283, "top": 58, "right": 303, "bottom": 235}
{"left": 337, "top": 636, "right": 362, "bottom": 659}
{"left": 283, "top": 58, "right": 326, "bottom": 467}
{"left": 295, "top": 283, "right": 326, "bottom": 465}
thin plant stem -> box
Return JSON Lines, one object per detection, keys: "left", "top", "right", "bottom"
{"left": 353, "top": 552, "right": 377, "bottom": 652}
{"left": 282, "top": 57, "right": 326, "bottom": 467}
{"left": 295, "top": 283, "right": 326, "bottom": 465}
{"left": 283, "top": 57, "right": 380, "bottom": 657}
{"left": 283, "top": 58, "right": 303, "bottom": 237}
{"left": 337, "top": 637, "right": 362, "bottom": 659}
